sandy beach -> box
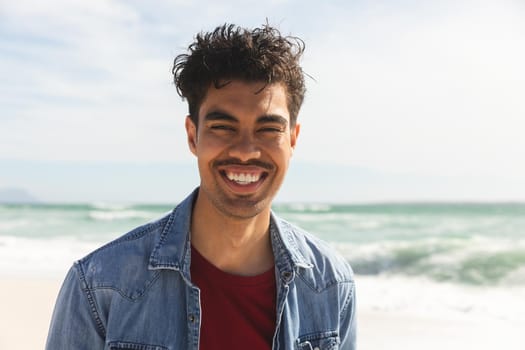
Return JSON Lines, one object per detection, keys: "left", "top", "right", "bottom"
{"left": 1, "top": 276, "right": 523, "bottom": 349}
{"left": 0, "top": 277, "right": 61, "bottom": 350}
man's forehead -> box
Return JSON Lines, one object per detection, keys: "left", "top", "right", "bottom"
{"left": 198, "top": 81, "right": 290, "bottom": 119}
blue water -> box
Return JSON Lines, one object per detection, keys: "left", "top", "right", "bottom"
{"left": 2, "top": 202, "right": 524, "bottom": 287}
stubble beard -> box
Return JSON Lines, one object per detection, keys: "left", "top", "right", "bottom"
{"left": 206, "top": 183, "right": 271, "bottom": 220}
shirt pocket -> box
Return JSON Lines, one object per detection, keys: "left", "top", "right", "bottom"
{"left": 296, "top": 331, "right": 340, "bottom": 350}
{"left": 107, "top": 341, "right": 168, "bottom": 350}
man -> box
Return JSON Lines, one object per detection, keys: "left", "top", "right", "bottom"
{"left": 46, "top": 23, "right": 356, "bottom": 349}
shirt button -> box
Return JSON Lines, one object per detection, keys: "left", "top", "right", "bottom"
{"left": 281, "top": 271, "right": 293, "bottom": 282}
{"left": 189, "top": 314, "right": 196, "bottom": 323}
{"left": 313, "top": 347, "right": 320, "bottom": 350}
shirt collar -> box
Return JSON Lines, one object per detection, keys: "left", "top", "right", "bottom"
{"left": 148, "top": 188, "right": 313, "bottom": 277}
{"left": 148, "top": 188, "right": 196, "bottom": 275}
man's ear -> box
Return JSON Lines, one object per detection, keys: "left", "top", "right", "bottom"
{"left": 185, "top": 116, "right": 197, "bottom": 156}
{"left": 290, "top": 122, "right": 300, "bottom": 151}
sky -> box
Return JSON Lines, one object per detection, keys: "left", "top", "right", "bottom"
{"left": 1, "top": 0, "right": 524, "bottom": 203}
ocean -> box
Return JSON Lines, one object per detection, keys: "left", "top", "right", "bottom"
{"left": 1, "top": 201, "right": 524, "bottom": 322}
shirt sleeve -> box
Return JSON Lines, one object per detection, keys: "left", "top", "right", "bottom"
{"left": 339, "top": 280, "right": 357, "bottom": 350}
{"left": 46, "top": 265, "right": 105, "bottom": 349}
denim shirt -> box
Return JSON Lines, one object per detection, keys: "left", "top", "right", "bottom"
{"left": 46, "top": 189, "right": 356, "bottom": 350}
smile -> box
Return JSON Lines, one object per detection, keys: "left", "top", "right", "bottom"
{"left": 225, "top": 171, "right": 263, "bottom": 185}
{"left": 215, "top": 161, "right": 273, "bottom": 192}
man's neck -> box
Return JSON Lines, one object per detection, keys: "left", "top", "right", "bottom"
{"left": 190, "top": 193, "right": 275, "bottom": 276}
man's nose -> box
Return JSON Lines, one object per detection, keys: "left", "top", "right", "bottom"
{"left": 228, "top": 132, "right": 261, "bottom": 162}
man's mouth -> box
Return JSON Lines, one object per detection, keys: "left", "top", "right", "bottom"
{"left": 222, "top": 170, "right": 267, "bottom": 185}
{"left": 216, "top": 160, "right": 273, "bottom": 188}
{"left": 225, "top": 171, "right": 262, "bottom": 185}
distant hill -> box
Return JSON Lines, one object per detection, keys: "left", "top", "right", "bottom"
{"left": 0, "top": 188, "right": 39, "bottom": 203}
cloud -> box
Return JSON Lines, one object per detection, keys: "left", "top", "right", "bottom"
{"left": 295, "top": 0, "right": 525, "bottom": 177}
{"left": 1, "top": 0, "right": 524, "bottom": 187}
{"left": 1, "top": 0, "right": 192, "bottom": 161}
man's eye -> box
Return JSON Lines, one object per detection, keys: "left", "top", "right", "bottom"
{"left": 211, "top": 125, "right": 235, "bottom": 131}
{"left": 259, "top": 127, "right": 283, "bottom": 133}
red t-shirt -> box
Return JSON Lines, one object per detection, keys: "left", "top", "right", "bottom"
{"left": 190, "top": 246, "right": 277, "bottom": 349}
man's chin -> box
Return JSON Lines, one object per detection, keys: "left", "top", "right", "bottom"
{"left": 214, "top": 196, "right": 270, "bottom": 220}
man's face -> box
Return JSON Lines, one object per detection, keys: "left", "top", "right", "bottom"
{"left": 185, "top": 80, "right": 300, "bottom": 220}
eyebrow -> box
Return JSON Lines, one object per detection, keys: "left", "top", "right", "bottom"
{"left": 204, "top": 111, "right": 288, "bottom": 127}
{"left": 204, "top": 111, "right": 238, "bottom": 122}
{"left": 257, "top": 114, "right": 288, "bottom": 127}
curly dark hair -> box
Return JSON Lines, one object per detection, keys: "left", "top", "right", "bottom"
{"left": 172, "top": 23, "right": 306, "bottom": 127}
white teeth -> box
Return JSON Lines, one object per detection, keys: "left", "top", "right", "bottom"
{"left": 226, "top": 172, "right": 261, "bottom": 184}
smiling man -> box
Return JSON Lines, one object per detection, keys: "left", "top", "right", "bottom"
{"left": 46, "top": 24, "right": 356, "bottom": 350}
